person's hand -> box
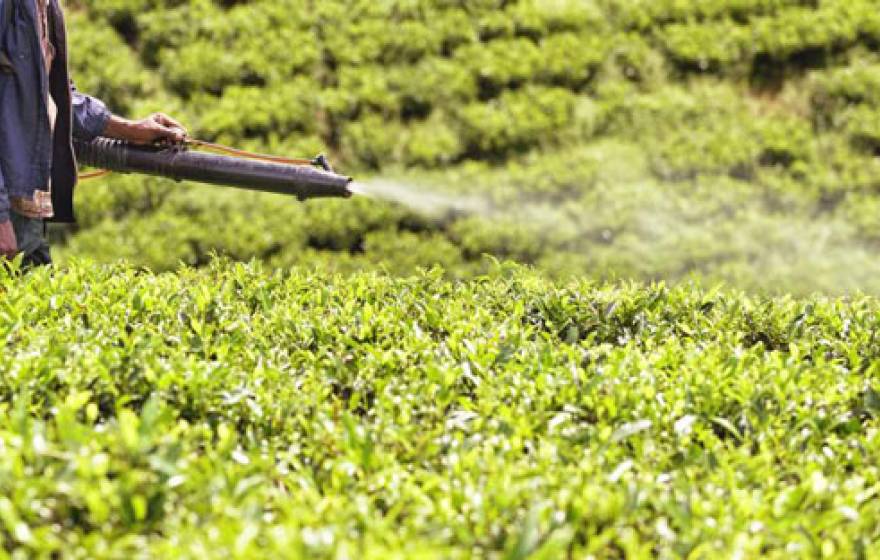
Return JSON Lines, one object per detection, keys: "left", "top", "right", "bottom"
{"left": 0, "top": 220, "right": 17, "bottom": 259}
{"left": 104, "top": 113, "right": 188, "bottom": 146}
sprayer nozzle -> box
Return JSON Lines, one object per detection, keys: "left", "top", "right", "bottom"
{"left": 312, "top": 154, "right": 334, "bottom": 172}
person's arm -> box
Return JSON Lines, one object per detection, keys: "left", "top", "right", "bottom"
{"left": 0, "top": 167, "right": 15, "bottom": 259}
{"left": 71, "top": 83, "right": 186, "bottom": 145}
{"left": 103, "top": 113, "right": 187, "bottom": 145}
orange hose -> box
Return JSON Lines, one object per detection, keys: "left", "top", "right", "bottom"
{"left": 77, "top": 169, "right": 112, "bottom": 181}
{"left": 186, "top": 139, "right": 315, "bottom": 166}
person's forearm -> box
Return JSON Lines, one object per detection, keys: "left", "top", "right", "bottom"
{"left": 102, "top": 115, "right": 139, "bottom": 139}
{"left": 100, "top": 113, "right": 187, "bottom": 146}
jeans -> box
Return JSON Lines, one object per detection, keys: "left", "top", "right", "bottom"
{"left": 10, "top": 211, "right": 51, "bottom": 267}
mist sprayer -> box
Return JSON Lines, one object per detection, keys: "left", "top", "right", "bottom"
{"left": 74, "top": 137, "right": 354, "bottom": 201}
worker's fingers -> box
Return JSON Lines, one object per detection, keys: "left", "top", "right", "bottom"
{"left": 146, "top": 113, "right": 187, "bottom": 144}
{"left": 152, "top": 113, "right": 187, "bottom": 133}
{"left": 153, "top": 122, "right": 187, "bottom": 144}
{"left": 169, "top": 128, "right": 187, "bottom": 143}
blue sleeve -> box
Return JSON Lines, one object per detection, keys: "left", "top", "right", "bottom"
{"left": 70, "top": 82, "right": 112, "bottom": 140}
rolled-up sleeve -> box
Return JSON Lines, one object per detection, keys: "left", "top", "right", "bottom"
{"left": 70, "top": 83, "right": 111, "bottom": 141}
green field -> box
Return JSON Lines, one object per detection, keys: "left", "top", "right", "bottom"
{"left": 59, "top": 0, "right": 880, "bottom": 292}
{"left": 2, "top": 261, "right": 880, "bottom": 557}
{"left": 5, "top": 0, "right": 880, "bottom": 556}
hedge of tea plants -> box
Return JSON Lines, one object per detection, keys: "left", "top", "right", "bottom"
{"left": 1, "top": 260, "right": 880, "bottom": 556}
{"left": 55, "top": 0, "right": 880, "bottom": 289}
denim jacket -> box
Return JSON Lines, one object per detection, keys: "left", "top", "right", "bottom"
{"left": 0, "top": 0, "right": 110, "bottom": 223}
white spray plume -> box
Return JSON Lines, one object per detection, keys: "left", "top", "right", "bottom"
{"left": 348, "top": 166, "right": 880, "bottom": 295}
{"left": 351, "top": 180, "right": 492, "bottom": 216}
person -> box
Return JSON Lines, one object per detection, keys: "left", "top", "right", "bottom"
{"left": 0, "top": 0, "right": 186, "bottom": 267}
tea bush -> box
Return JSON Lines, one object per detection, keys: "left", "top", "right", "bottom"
{"left": 65, "top": 12, "right": 159, "bottom": 115}
{"left": 811, "top": 62, "right": 880, "bottom": 114}
{"left": 2, "top": 260, "right": 880, "bottom": 556}
{"left": 58, "top": 0, "right": 880, "bottom": 286}
{"left": 12, "top": 3, "right": 880, "bottom": 553}
{"left": 456, "top": 86, "right": 577, "bottom": 158}
{"left": 601, "top": 0, "right": 812, "bottom": 29}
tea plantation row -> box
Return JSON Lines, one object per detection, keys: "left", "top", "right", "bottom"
{"left": 1, "top": 260, "right": 879, "bottom": 557}
{"left": 66, "top": 0, "right": 880, "bottom": 168}
{"left": 55, "top": 0, "right": 880, "bottom": 288}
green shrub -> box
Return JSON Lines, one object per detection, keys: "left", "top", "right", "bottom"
{"left": 456, "top": 86, "right": 576, "bottom": 158}
{"left": 431, "top": 7, "right": 480, "bottom": 52}
{"left": 64, "top": 186, "right": 314, "bottom": 268}
{"left": 135, "top": 0, "right": 221, "bottom": 65}
{"left": 507, "top": 0, "right": 606, "bottom": 36}
{"left": 537, "top": 32, "right": 608, "bottom": 88}
{"left": 403, "top": 113, "right": 465, "bottom": 167}
{"left": 361, "top": 230, "right": 468, "bottom": 275}
{"left": 69, "top": 174, "right": 176, "bottom": 230}
{"left": 66, "top": 12, "right": 160, "bottom": 114}
{"left": 450, "top": 216, "right": 547, "bottom": 263}
{"left": 377, "top": 20, "right": 446, "bottom": 64}
{"left": 339, "top": 115, "right": 407, "bottom": 169}
{"left": 196, "top": 80, "right": 321, "bottom": 140}
{"left": 335, "top": 65, "right": 400, "bottom": 116}
{"left": 750, "top": 2, "right": 861, "bottom": 59}
{"left": 158, "top": 40, "right": 247, "bottom": 96}
{"left": 223, "top": 2, "right": 320, "bottom": 82}
{"left": 454, "top": 37, "right": 545, "bottom": 91}
{"left": 54, "top": 0, "right": 880, "bottom": 289}
{"left": 841, "top": 105, "right": 880, "bottom": 152}
{"left": 3, "top": 261, "right": 880, "bottom": 555}
{"left": 810, "top": 62, "right": 880, "bottom": 121}
{"left": 601, "top": 0, "right": 820, "bottom": 29}
{"left": 603, "top": 32, "right": 669, "bottom": 88}
{"left": 388, "top": 59, "right": 479, "bottom": 116}
{"left": 659, "top": 20, "right": 752, "bottom": 71}
{"left": 754, "top": 115, "right": 815, "bottom": 168}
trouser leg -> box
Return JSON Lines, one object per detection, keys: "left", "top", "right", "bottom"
{"left": 10, "top": 212, "right": 52, "bottom": 268}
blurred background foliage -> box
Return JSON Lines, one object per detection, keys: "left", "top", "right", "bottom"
{"left": 58, "top": 0, "right": 880, "bottom": 292}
